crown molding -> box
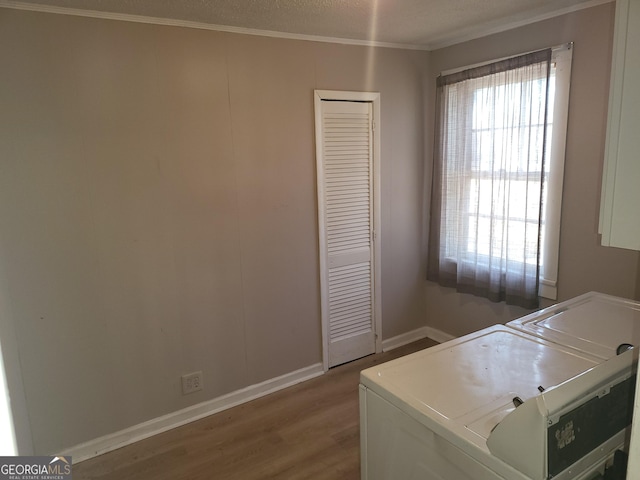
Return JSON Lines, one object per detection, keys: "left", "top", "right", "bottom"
{"left": 0, "top": 0, "right": 616, "bottom": 52}
{"left": 425, "top": 0, "right": 615, "bottom": 50}
{"left": 0, "top": 0, "right": 430, "bottom": 51}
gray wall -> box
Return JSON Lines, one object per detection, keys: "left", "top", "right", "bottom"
{"left": 425, "top": 3, "right": 640, "bottom": 337}
{"left": 637, "top": 255, "right": 640, "bottom": 300}
{"left": 2, "top": 1, "right": 638, "bottom": 458}
{"left": 0, "top": 9, "right": 429, "bottom": 454}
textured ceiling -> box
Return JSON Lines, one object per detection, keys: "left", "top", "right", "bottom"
{"left": 6, "top": 0, "right": 611, "bottom": 48}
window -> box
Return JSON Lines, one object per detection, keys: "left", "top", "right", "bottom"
{"left": 428, "top": 45, "right": 572, "bottom": 308}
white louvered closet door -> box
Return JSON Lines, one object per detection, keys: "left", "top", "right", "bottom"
{"left": 317, "top": 100, "right": 376, "bottom": 368}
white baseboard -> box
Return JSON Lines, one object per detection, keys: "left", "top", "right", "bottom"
{"left": 67, "top": 363, "right": 324, "bottom": 464}
{"left": 382, "top": 326, "right": 456, "bottom": 351}
{"left": 424, "top": 326, "right": 457, "bottom": 344}
{"left": 68, "top": 328, "right": 457, "bottom": 463}
{"left": 382, "top": 326, "right": 430, "bottom": 351}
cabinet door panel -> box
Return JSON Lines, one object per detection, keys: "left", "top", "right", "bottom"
{"left": 600, "top": 0, "right": 640, "bottom": 251}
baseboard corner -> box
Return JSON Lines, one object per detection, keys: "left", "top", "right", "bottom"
{"left": 423, "top": 326, "right": 456, "bottom": 344}
{"left": 382, "top": 326, "right": 457, "bottom": 352}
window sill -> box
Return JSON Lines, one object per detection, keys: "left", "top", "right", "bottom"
{"left": 539, "top": 278, "right": 557, "bottom": 300}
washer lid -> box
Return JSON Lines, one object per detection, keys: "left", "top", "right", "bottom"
{"left": 360, "top": 325, "right": 599, "bottom": 446}
{"left": 507, "top": 292, "right": 640, "bottom": 359}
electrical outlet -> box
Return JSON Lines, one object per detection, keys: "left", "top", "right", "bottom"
{"left": 181, "top": 371, "right": 203, "bottom": 395}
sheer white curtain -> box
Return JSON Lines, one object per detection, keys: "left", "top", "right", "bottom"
{"left": 428, "top": 49, "right": 552, "bottom": 309}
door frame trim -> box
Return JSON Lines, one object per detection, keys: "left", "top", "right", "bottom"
{"left": 314, "top": 90, "right": 382, "bottom": 371}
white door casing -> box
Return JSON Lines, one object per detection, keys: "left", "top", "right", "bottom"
{"left": 314, "top": 90, "right": 382, "bottom": 370}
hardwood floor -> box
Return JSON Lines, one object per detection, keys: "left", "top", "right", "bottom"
{"left": 74, "top": 337, "right": 437, "bottom": 480}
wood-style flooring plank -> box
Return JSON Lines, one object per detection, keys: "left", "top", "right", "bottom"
{"left": 74, "top": 337, "right": 437, "bottom": 480}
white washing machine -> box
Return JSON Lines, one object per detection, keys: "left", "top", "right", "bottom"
{"left": 360, "top": 296, "right": 639, "bottom": 480}
{"left": 506, "top": 291, "right": 640, "bottom": 360}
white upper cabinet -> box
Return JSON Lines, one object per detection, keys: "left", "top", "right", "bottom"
{"left": 599, "top": 0, "right": 640, "bottom": 250}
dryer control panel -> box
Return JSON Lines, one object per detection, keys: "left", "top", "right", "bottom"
{"left": 547, "top": 374, "right": 634, "bottom": 478}
{"left": 487, "top": 351, "right": 636, "bottom": 480}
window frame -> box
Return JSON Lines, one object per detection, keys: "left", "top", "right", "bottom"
{"left": 439, "top": 44, "right": 573, "bottom": 300}
{"left": 540, "top": 45, "right": 572, "bottom": 300}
